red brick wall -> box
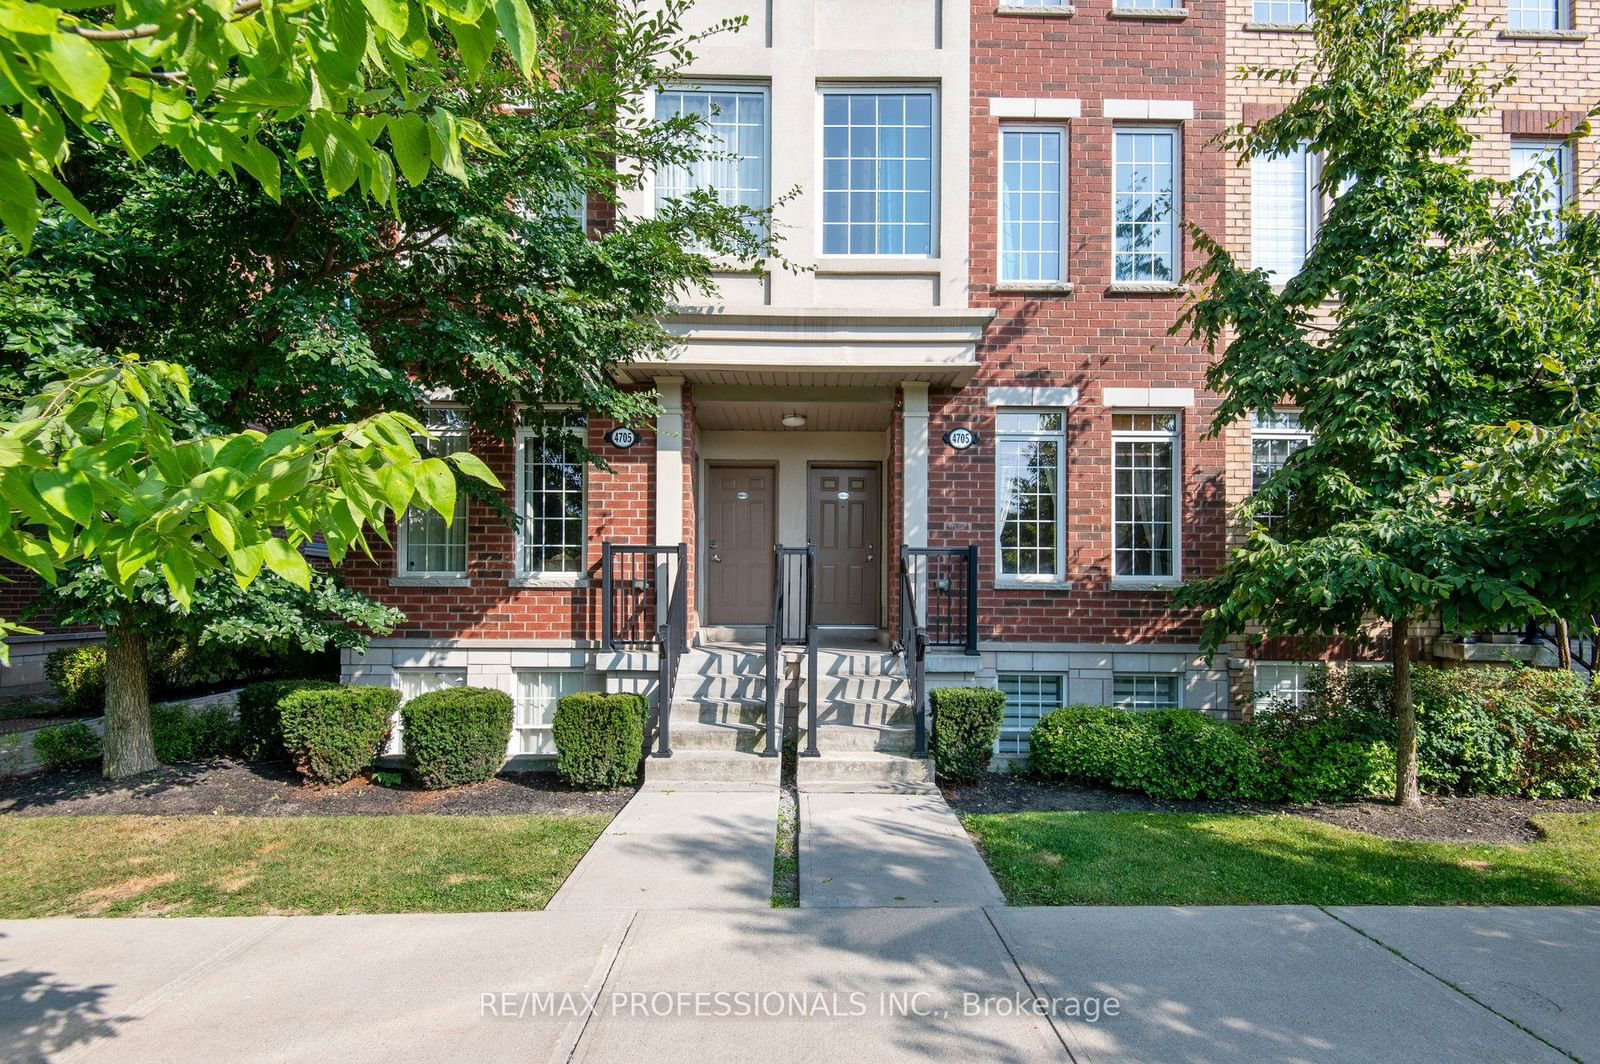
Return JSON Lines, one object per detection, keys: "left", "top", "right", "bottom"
{"left": 949, "top": 0, "right": 1229, "bottom": 644}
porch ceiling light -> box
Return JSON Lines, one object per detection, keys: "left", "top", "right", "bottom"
{"left": 781, "top": 412, "right": 808, "bottom": 429}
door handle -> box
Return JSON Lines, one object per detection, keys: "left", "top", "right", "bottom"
{"left": 712, "top": 553, "right": 722, "bottom": 563}
{"left": 866, "top": 543, "right": 875, "bottom": 562}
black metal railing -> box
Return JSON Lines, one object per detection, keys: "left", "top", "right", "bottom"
{"left": 601, "top": 542, "right": 687, "bottom": 757}
{"left": 765, "top": 545, "right": 819, "bottom": 758}
{"left": 1523, "top": 619, "right": 1597, "bottom": 677}
{"left": 901, "top": 546, "right": 979, "bottom": 654}
{"left": 898, "top": 553, "right": 930, "bottom": 760}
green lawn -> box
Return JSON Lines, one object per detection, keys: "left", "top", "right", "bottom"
{"left": 0, "top": 814, "right": 610, "bottom": 918}
{"left": 962, "top": 811, "right": 1600, "bottom": 906}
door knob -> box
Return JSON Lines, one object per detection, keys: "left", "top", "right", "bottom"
{"left": 866, "top": 543, "right": 875, "bottom": 562}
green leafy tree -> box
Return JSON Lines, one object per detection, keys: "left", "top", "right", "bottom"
{"left": 1173, "top": 0, "right": 1600, "bottom": 806}
{"left": 0, "top": 0, "right": 564, "bottom": 248}
{"left": 0, "top": 358, "right": 499, "bottom": 776}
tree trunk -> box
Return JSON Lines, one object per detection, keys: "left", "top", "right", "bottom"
{"left": 1554, "top": 617, "right": 1572, "bottom": 671}
{"left": 1392, "top": 615, "right": 1421, "bottom": 809}
{"left": 103, "top": 625, "right": 159, "bottom": 778}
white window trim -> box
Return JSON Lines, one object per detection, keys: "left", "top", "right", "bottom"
{"left": 513, "top": 419, "right": 588, "bottom": 584}
{"left": 1252, "top": 660, "right": 1322, "bottom": 712}
{"left": 1251, "top": 144, "right": 1323, "bottom": 287}
{"left": 1113, "top": 672, "right": 1184, "bottom": 710}
{"left": 997, "top": 122, "right": 1070, "bottom": 289}
{"left": 394, "top": 404, "right": 469, "bottom": 582}
{"left": 646, "top": 81, "right": 773, "bottom": 220}
{"left": 1110, "top": 123, "right": 1184, "bottom": 287}
{"left": 995, "top": 672, "right": 1067, "bottom": 755}
{"left": 1511, "top": 137, "right": 1574, "bottom": 209}
{"left": 815, "top": 83, "right": 942, "bottom": 260}
{"left": 995, "top": 409, "right": 1069, "bottom": 586}
{"left": 511, "top": 668, "right": 588, "bottom": 758}
{"left": 1110, "top": 410, "right": 1183, "bottom": 587}
{"left": 1506, "top": 0, "right": 1567, "bottom": 33}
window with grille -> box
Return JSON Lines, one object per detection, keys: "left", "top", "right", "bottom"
{"left": 821, "top": 89, "right": 936, "bottom": 256}
{"left": 1512, "top": 140, "right": 1572, "bottom": 225}
{"left": 517, "top": 420, "right": 586, "bottom": 576}
{"left": 514, "top": 670, "right": 587, "bottom": 756}
{"left": 655, "top": 87, "right": 770, "bottom": 216}
{"left": 996, "top": 411, "right": 1065, "bottom": 579}
{"left": 1252, "top": 144, "right": 1320, "bottom": 284}
{"left": 389, "top": 669, "right": 468, "bottom": 756}
{"left": 1507, "top": 0, "right": 1563, "bottom": 31}
{"left": 1253, "top": 0, "right": 1308, "bottom": 22}
{"left": 1112, "top": 412, "right": 1179, "bottom": 578}
{"left": 1251, "top": 408, "right": 1310, "bottom": 527}
{"left": 1113, "top": 127, "right": 1179, "bottom": 282}
{"left": 400, "top": 407, "right": 468, "bottom": 576}
{"left": 997, "top": 674, "right": 1063, "bottom": 756}
{"left": 1000, "top": 126, "right": 1066, "bottom": 283}
{"left": 1253, "top": 662, "right": 1319, "bottom": 713}
{"left": 1113, "top": 673, "right": 1180, "bottom": 710}
{"left": 1118, "top": 0, "right": 1181, "bottom": 8}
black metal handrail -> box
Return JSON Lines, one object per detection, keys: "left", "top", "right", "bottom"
{"left": 601, "top": 542, "right": 687, "bottom": 758}
{"left": 898, "top": 552, "right": 930, "bottom": 760}
{"left": 762, "top": 545, "right": 813, "bottom": 758}
{"left": 901, "top": 546, "right": 979, "bottom": 654}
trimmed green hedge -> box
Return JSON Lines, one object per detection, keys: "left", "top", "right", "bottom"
{"left": 279, "top": 686, "right": 400, "bottom": 785}
{"left": 552, "top": 692, "right": 647, "bottom": 789}
{"left": 401, "top": 687, "right": 515, "bottom": 789}
{"left": 237, "top": 679, "right": 339, "bottom": 762}
{"left": 44, "top": 642, "right": 336, "bottom": 717}
{"left": 930, "top": 687, "right": 1006, "bottom": 782}
{"left": 44, "top": 647, "right": 106, "bottom": 713}
{"left": 33, "top": 721, "right": 101, "bottom": 768}
{"left": 150, "top": 703, "right": 241, "bottom": 764}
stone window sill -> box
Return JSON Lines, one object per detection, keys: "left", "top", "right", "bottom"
{"left": 1108, "top": 6, "right": 1188, "bottom": 19}
{"left": 390, "top": 575, "right": 471, "bottom": 588}
{"left": 1106, "top": 281, "right": 1188, "bottom": 296}
{"left": 994, "top": 579, "right": 1074, "bottom": 591}
{"left": 1244, "top": 20, "right": 1313, "bottom": 32}
{"left": 996, "top": 3, "right": 1076, "bottom": 15}
{"left": 1499, "top": 28, "right": 1588, "bottom": 40}
{"left": 1111, "top": 579, "right": 1181, "bottom": 592}
{"left": 993, "top": 281, "right": 1075, "bottom": 295}
{"left": 509, "top": 574, "right": 593, "bottom": 589}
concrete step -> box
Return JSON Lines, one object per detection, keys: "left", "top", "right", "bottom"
{"left": 806, "top": 699, "right": 915, "bottom": 726}
{"left": 645, "top": 749, "right": 781, "bottom": 786}
{"left": 798, "top": 676, "right": 911, "bottom": 702}
{"left": 678, "top": 675, "right": 772, "bottom": 701}
{"left": 667, "top": 720, "right": 777, "bottom": 753}
{"left": 669, "top": 699, "right": 772, "bottom": 725}
{"left": 800, "top": 722, "right": 916, "bottom": 754}
{"left": 795, "top": 751, "right": 934, "bottom": 792}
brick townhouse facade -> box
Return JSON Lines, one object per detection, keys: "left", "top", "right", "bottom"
{"left": 5, "top": 0, "right": 1591, "bottom": 776}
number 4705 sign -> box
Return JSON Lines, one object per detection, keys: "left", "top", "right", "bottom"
{"left": 943, "top": 427, "right": 979, "bottom": 451}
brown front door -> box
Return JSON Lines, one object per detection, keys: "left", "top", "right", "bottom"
{"left": 706, "top": 464, "right": 776, "bottom": 625}
{"left": 810, "top": 465, "right": 881, "bottom": 627}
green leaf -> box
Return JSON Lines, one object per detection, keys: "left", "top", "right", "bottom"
{"left": 413, "top": 457, "right": 456, "bottom": 519}
{"left": 388, "top": 113, "right": 430, "bottom": 186}
{"left": 42, "top": 33, "right": 111, "bottom": 109}
{"left": 0, "top": 156, "right": 41, "bottom": 251}
{"left": 493, "top": 0, "right": 540, "bottom": 81}
{"left": 426, "top": 109, "right": 466, "bottom": 183}
{"left": 448, "top": 450, "right": 501, "bottom": 488}
{"left": 205, "top": 507, "right": 237, "bottom": 551}
{"left": 161, "top": 551, "right": 195, "bottom": 609}
{"left": 32, "top": 469, "right": 95, "bottom": 525}
{"left": 365, "top": 0, "right": 411, "bottom": 37}
{"left": 261, "top": 537, "right": 312, "bottom": 589}
{"left": 238, "top": 140, "right": 282, "bottom": 201}
{"left": 0, "top": 2, "right": 59, "bottom": 34}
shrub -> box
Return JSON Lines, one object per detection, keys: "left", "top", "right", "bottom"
{"left": 45, "top": 645, "right": 105, "bottom": 713}
{"left": 552, "top": 692, "right": 647, "bottom": 789}
{"left": 930, "top": 687, "right": 1007, "bottom": 782}
{"left": 1029, "top": 706, "right": 1145, "bottom": 786}
{"left": 279, "top": 686, "right": 399, "bottom": 785}
{"left": 237, "top": 679, "right": 340, "bottom": 762}
{"left": 33, "top": 721, "right": 101, "bottom": 768}
{"left": 150, "top": 702, "right": 241, "bottom": 763}
{"left": 401, "top": 687, "right": 515, "bottom": 789}
{"left": 1120, "top": 710, "right": 1272, "bottom": 801}
{"left": 1248, "top": 717, "right": 1396, "bottom": 802}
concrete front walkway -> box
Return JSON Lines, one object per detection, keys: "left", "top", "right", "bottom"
{"left": 2, "top": 905, "right": 1594, "bottom": 1063}
{"left": 547, "top": 786, "right": 780, "bottom": 911}
{"left": 799, "top": 792, "right": 1005, "bottom": 908}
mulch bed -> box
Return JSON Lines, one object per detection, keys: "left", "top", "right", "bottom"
{"left": 0, "top": 758, "right": 636, "bottom": 818}
{"left": 942, "top": 773, "right": 1597, "bottom": 844}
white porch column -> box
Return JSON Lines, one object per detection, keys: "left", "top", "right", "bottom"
{"left": 901, "top": 381, "right": 929, "bottom": 549}
{"left": 655, "top": 378, "right": 685, "bottom": 547}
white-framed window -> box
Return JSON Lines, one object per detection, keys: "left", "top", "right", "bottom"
{"left": 997, "top": 673, "right": 1063, "bottom": 756}
{"left": 821, "top": 87, "right": 937, "bottom": 256}
{"left": 1112, "top": 412, "right": 1179, "bottom": 579}
{"left": 1512, "top": 139, "right": 1573, "bottom": 220}
{"left": 1118, "top": 0, "right": 1181, "bottom": 8}
{"left": 398, "top": 407, "right": 469, "bottom": 577}
{"left": 513, "top": 669, "right": 587, "bottom": 756}
{"left": 1253, "top": 0, "right": 1308, "bottom": 22}
{"left": 1113, "top": 126, "right": 1180, "bottom": 282}
{"left": 655, "top": 85, "right": 770, "bottom": 215}
{"left": 1508, "top": 0, "right": 1563, "bottom": 31}
{"left": 516, "top": 418, "right": 586, "bottom": 576}
{"left": 1000, "top": 125, "right": 1067, "bottom": 283}
{"left": 1251, "top": 408, "right": 1310, "bottom": 527}
{"left": 1114, "top": 673, "right": 1181, "bottom": 710}
{"left": 388, "top": 668, "right": 468, "bottom": 756}
{"left": 996, "top": 411, "right": 1065, "bottom": 580}
{"left": 1252, "top": 144, "right": 1321, "bottom": 285}
{"left": 1253, "top": 662, "right": 1321, "bottom": 713}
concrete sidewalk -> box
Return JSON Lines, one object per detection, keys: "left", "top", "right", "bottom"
{"left": 3, "top": 905, "right": 1593, "bottom": 1063}
{"left": 799, "top": 792, "right": 1006, "bottom": 908}
{"left": 547, "top": 787, "right": 779, "bottom": 911}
